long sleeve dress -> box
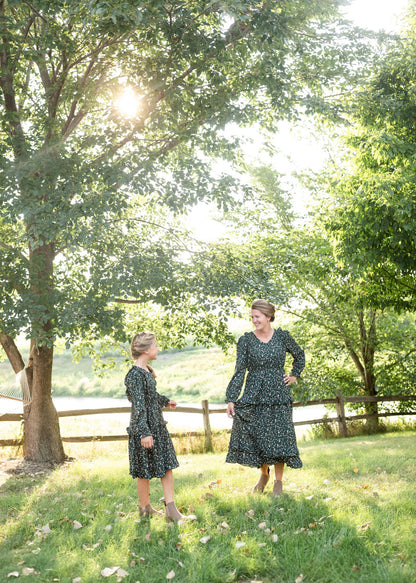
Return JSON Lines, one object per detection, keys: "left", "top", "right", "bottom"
{"left": 125, "top": 366, "right": 179, "bottom": 480}
{"left": 225, "top": 328, "right": 305, "bottom": 469}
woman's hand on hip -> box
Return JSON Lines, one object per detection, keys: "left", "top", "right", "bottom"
{"left": 284, "top": 374, "right": 297, "bottom": 386}
{"left": 141, "top": 435, "right": 154, "bottom": 449}
{"left": 227, "top": 402, "right": 235, "bottom": 418}
{"left": 167, "top": 399, "right": 177, "bottom": 409}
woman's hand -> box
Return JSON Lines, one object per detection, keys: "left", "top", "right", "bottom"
{"left": 284, "top": 374, "right": 297, "bottom": 386}
{"left": 167, "top": 399, "right": 177, "bottom": 409}
{"left": 227, "top": 402, "right": 235, "bottom": 418}
{"left": 141, "top": 435, "right": 154, "bottom": 449}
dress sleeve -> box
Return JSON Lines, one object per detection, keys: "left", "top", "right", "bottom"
{"left": 225, "top": 334, "right": 248, "bottom": 403}
{"left": 157, "top": 393, "right": 170, "bottom": 408}
{"left": 125, "top": 370, "right": 152, "bottom": 439}
{"left": 284, "top": 331, "right": 305, "bottom": 378}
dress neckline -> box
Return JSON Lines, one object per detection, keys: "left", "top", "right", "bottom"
{"left": 133, "top": 364, "right": 151, "bottom": 373}
{"left": 251, "top": 329, "right": 275, "bottom": 344}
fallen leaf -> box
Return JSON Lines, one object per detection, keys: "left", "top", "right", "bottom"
{"left": 166, "top": 570, "right": 175, "bottom": 579}
{"left": 145, "top": 532, "right": 151, "bottom": 541}
{"left": 104, "top": 525, "right": 112, "bottom": 532}
{"left": 220, "top": 521, "right": 229, "bottom": 529}
{"left": 247, "top": 509, "right": 255, "bottom": 516}
{"left": 295, "top": 574, "right": 304, "bottom": 583}
{"left": 41, "top": 524, "right": 51, "bottom": 535}
{"left": 235, "top": 541, "right": 246, "bottom": 549}
{"left": 73, "top": 520, "right": 83, "bottom": 530}
{"left": 72, "top": 578, "right": 81, "bottom": 583}
{"left": 199, "top": 535, "right": 210, "bottom": 544}
{"left": 258, "top": 522, "right": 267, "bottom": 530}
{"left": 353, "top": 468, "right": 359, "bottom": 473}
{"left": 362, "top": 484, "right": 369, "bottom": 489}
{"left": 101, "top": 567, "right": 119, "bottom": 577}
{"left": 323, "top": 479, "right": 331, "bottom": 485}
{"left": 116, "top": 568, "right": 128, "bottom": 579}
{"left": 305, "top": 495, "right": 314, "bottom": 500}
{"left": 22, "top": 567, "right": 37, "bottom": 576}
{"left": 7, "top": 573, "right": 19, "bottom": 578}
{"left": 352, "top": 565, "right": 361, "bottom": 572}
{"left": 258, "top": 543, "right": 267, "bottom": 547}
{"left": 271, "top": 534, "right": 279, "bottom": 542}
{"left": 360, "top": 522, "right": 371, "bottom": 531}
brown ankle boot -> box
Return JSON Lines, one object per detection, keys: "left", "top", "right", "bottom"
{"left": 164, "top": 501, "right": 185, "bottom": 522}
{"left": 253, "top": 471, "right": 270, "bottom": 493}
{"left": 272, "top": 480, "right": 283, "bottom": 497}
{"left": 139, "top": 504, "right": 162, "bottom": 517}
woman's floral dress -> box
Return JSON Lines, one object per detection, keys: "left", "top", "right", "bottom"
{"left": 226, "top": 328, "right": 305, "bottom": 469}
{"left": 125, "top": 366, "right": 179, "bottom": 480}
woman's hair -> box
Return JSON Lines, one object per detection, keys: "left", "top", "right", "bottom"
{"left": 251, "top": 299, "right": 275, "bottom": 322}
{"left": 130, "top": 331, "right": 157, "bottom": 377}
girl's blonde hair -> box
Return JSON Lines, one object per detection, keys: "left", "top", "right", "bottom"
{"left": 251, "top": 299, "right": 275, "bottom": 322}
{"left": 130, "top": 331, "right": 157, "bottom": 377}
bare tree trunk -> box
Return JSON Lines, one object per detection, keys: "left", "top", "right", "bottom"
{"left": 23, "top": 242, "right": 65, "bottom": 463}
{"left": 24, "top": 343, "right": 65, "bottom": 462}
{"left": 359, "top": 310, "right": 379, "bottom": 432}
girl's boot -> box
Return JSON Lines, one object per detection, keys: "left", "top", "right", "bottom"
{"left": 252, "top": 468, "right": 270, "bottom": 493}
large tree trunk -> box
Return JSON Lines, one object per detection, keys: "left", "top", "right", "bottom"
{"left": 24, "top": 343, "right": 65, "bottom": 462}
{"left": 23, "top": 242, "right": 66, "bottom": 462}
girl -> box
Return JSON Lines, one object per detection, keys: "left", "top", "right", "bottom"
{"left": 125, "top": 331, "right": 187, "bottom": 521}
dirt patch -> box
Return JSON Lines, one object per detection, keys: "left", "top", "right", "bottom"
{"left": 0, "top": 457, "right": 72, "bottom": 487}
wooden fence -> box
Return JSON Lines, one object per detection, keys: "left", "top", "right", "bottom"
{"left": 1, "top": 394, "right": 416, "bottom": 451}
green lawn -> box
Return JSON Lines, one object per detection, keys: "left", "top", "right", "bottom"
{"left": 1, "top": 432, "right": 415, "bottom": 582}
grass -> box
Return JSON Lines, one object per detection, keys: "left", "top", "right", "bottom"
{"left": 1, "top": 431, "right": 416, "bottom": 583}
{"left": 0, "top": 346, "right": 234, "bottom": 402}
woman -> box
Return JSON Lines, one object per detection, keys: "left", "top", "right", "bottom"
{"left": 226, "top": 299, "right": 305, "bottom": 496}
{"left": 125, "top": 331, "right": 187, "bottom": 521}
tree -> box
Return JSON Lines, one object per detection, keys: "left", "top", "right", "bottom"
{"left": 0, "top": 0, "right": 351, "bottom": 461}
{"left": 324, "top": 3, "right": 416, "bottom": 310}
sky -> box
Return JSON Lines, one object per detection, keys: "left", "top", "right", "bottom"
{"left": 188, "top": 0, "right": 411, "bottom": 241}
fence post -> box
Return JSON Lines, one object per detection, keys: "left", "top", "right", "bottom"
{"left": 201, "top": 399, "right": 213, "bottom": 452}
{"left": 335, "top": 391, "right": 348, "bottom": 437}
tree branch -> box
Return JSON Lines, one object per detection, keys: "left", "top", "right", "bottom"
{"left": 0, "top": 332, "right": 25, "bottom": 373}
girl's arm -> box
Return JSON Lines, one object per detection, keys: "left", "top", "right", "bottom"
{"left": 127, "top": 372, "right": 152, "bottom": 438}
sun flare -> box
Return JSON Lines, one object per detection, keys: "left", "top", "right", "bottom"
{"left": 115, "top": 87, "right": 140, "bottom": 118}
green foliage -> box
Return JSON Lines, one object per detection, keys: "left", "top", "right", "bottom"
{"left": 0, "top": 0, "right": 358, "bottom": 355}
{"left": 323, "top": 6, "right": 416, "bottom": 309}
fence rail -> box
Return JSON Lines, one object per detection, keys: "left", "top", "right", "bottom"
{"left": 1, "top": 394, "right": 416, "bottom": 449}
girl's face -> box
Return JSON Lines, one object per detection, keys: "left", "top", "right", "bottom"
{"left": 251, "top": 309, "right": 270, "bottom": 330}
{"left": 147, "top": 339, "right": 159, "bottom": 360}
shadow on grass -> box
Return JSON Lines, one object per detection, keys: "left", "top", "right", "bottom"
{"left": 0, "top": 451, "right": 413, "bottom": 583}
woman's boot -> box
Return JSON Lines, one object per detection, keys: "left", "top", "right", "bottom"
{"left": 252, "top": 468, "right": 270, "bottom": 493}
{"left": 272, "top": 480, "right": 283, "bottom": 497}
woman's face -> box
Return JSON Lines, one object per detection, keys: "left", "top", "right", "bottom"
{"left": 147, "top": 339, "right": 159, "bottom": 360}
{"left": 251, "top": 309, "right": 270, "bottom": 330}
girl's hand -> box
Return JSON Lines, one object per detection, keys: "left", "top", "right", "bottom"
{"left": 168, "top": 399, "right": 177, "bottom": 409}
{"left": 141, "top": 435, "right": 154, "bottom": 449}
{"left": 284, "top": 374, "right": 297, "bottom": 386}
{"left": 227, "top": 402, "right": 235, "bottom": 418}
